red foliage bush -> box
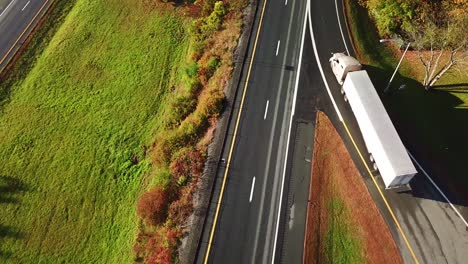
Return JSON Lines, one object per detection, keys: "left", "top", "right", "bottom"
{"left": 137, "top": 187, "right": 170, "bottom": 226}
{"left": 136, "top": 227, "right": 181, "bottom": 264}
{"left": 168, "top": 185, "right": 195, "bottom": 227}
{"left": 148, "top": 246, "right": 173, "bottom": 264}
{"left": 169, "top": 147, "right": 205, "bottom": 183}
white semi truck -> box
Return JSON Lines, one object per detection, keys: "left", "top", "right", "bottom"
{"left": 329, "top": 53, "right": 417, "bottom": 188}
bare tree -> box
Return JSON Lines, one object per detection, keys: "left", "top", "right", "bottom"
{"left": 408, "top": 11, "right": 467, "bottom": 90}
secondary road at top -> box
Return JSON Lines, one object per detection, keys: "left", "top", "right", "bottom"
{"left": 196, "top": 0, "right": 307, "bottom": 262}
{"left": 0, "top": 0, "right": 49, "bottom": 70}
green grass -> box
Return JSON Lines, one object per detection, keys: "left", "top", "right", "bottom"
{"left": 325, "top": 198, "right": 363, "bottom": 264}
{"left": 345, "top": 0, "right": 468, "bottom": 195}
{"left": 0, "top": 0, "right": 189, "bottom": 262}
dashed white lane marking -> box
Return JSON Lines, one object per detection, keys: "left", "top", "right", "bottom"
{"left": 285, "top": 0, "right": 288, "bottom": 6}
{"left": 0, "top": 0, "right": 16, "bottom": 17}
{"left": 21, "top": 1, "right": 30, "bottom": 11}
{"left": 249, "top": 177, "right": 256, "bottom": 202}
{"left": 264, "top": 100, "right": 269, "bottom": 120}
{"left": 408, "top": 151, "right": 468, "bottom": 227}
{"left": 271, "top": 0, "right": 309, "bottom": 262}
{"left": 276, "top": 40, "right": 281, "bottom": 56}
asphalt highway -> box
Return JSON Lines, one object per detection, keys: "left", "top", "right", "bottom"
{"left": 198, "top": 0, "right": 468, "bottom": 262}
{"left": 307, "top": 0, "right": 468, "bottom": 263}
{"left": 0, "top": 0, "right": 49, "bottom": 70}
{"left": 196, "top": 0, "right": 307, "bottom": 262}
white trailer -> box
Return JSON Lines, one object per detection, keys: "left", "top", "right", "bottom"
{"left": 330, "top": 53, "right": 417, "bottom": 188}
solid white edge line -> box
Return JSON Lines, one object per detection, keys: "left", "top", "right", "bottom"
{"left": 276, "top": 40, "right": 281, "bottom": 56}
{"left": 270, "top": 0, "right": 308, "bottom": 263}
{"left": 264, "top": 100, "right": 270, "bottom": 119}
{"left": 249, "top": 177, "right": 256, "bottom": 202}
{"left": 22, "top": 1, "right": 30, "bottom": 11}
{"left": 407, "top": 151, "right": 468, "bottom": 227}
{"left": 252, "top": 0, "right": 299, "bottom": 259}
{"left": 308, "top": 7, "right": 343, "bottom": 121}
{"left": 334, "top": 0, "right": 349, "bottom": 55}
{"left": 0, "top": 0, "right": 15, "bottom": 17}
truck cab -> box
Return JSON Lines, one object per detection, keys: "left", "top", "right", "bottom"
{"left": 329, "top": 53, "right": 362, "bottom": 84}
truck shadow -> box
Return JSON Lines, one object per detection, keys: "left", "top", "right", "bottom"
{"left": 364, "top": 65, "right": 468, "bottom": 208}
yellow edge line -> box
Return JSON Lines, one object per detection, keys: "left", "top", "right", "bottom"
{"left": 203, "top": 0, "right": 269, "bottom": 262}
{"left": 0, "top": 0, "right": 50, "bottom": 67}
{"left": 341, "top": 121, "right": 420, "bottom": 264}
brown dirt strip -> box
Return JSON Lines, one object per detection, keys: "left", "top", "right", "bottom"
{"left": 303, "top": 111, "right": 402, "bottom": 264}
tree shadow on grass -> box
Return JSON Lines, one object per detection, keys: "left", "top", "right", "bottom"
{"left": 0, "top": 177, "right": 28, "bottom": 261}
{"left": 0, "top": 175, "right": 28, "bottom": 204}
{"left": 0, "top": 224, "right": 25, "bottom": 240}
{"left": 0, "top": 225, "right": 24, "bottom": 261}
{"left": 364, "top": 65, "right": 468, "bottom": 207}
{"left": 432, "top": 83, "right": 468, "bottom": 89}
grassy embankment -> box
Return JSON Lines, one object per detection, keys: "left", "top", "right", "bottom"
{"left": 344, "top": 0, "right": 468, "bottom": 196}
{"left": 304, "top": 112, "right": 402, "bottom": 264}
{"left": 0, "top": 0, "right": 189, "bottom": 262}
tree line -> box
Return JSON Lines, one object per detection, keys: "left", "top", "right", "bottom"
{"left": 359, "top": 0, "right": 467, "bottom": 89}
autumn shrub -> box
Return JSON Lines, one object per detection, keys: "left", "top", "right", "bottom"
{"left": 151, "top": 132, "right": 174, "bottom": 165}
{"left": 139, "top": 0, "right": 245, "bottom": 262}
{"left": 137, "top": 186, "right": 170, "bottom": 226}
{"left": 150, "top": 167, "right": 172, "bottom": 187}
{"left": 147, "top": 245, "right": 173, "bottom": 264}
{"left": 168, "top": 185, "right": 195, "bottom": 227}
{"left": 169, "top": 147, "right": 205, "bottom": 183}
{"left": 138, "top": 227, "right": 181, "bottom": 264}
{"left": 134, "top": 230, "right": 171, "bottom": 264}
{"left": 207, "top": 56, "right": 221, "bottom": 76}
{"left": 201, "top": 0, "right": 217, "bottom": 16}
{"left": 153, "top": 116, "right": 206, "bottom": 166}
{"left": 183, "top": 61, "right": 202, "bottom": 94}
{"left": 177, "top": 113, "right": 209, "bottom": 144}
{"left": 229, "top": 0, "right": 248, "bottom": 14}
{"left": 200, "top": 1, "right": 227, "bottom": 36}
{"left": 197, "top": 85, "right": 225, "bottom": 119}
{"left": 163, "top": 95, "right": 197, "bottom": 129}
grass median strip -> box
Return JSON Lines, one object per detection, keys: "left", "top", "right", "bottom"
{"left": 304, "top": 111, "right": 402, "bottom": 264}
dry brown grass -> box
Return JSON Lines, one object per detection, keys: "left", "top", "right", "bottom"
{"left": 304, "top": 111, "right": 402, "bottom": 264}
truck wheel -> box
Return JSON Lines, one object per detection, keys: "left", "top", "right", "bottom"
{"left": 369, "top": 154, "right": 374, "bottom": 162}
{"left": 344, "top": 94, "right": 348, "bottom": 102}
